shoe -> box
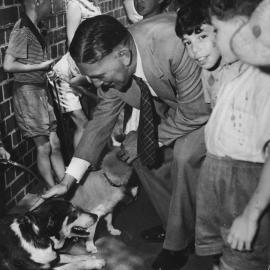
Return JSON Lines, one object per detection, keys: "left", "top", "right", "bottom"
{"left": 152, "top": 248, "right": 188, "bottom": 270}
{"left": 140, "top": 225, "right": 165, "bottom": 243}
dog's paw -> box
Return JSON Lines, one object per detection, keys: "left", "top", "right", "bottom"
{"left": 86, "top": 241, "right": 98, "bottom": 253}
{"left": 108, "top": 227, "right": 122, "bottom": 235}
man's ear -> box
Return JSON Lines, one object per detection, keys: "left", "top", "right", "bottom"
{"left": 117, "top": 48, "right": 132, "bottom": 66}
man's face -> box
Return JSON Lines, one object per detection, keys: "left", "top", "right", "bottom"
{"left": 77, "top": 51, "right": 131, "bottom": 92}
{"left": 183, "top": 24, "right": 221, "bottom": 70}
{"left": 134, "top": 0, "right": 161, "bottom": 17}
{"left": 211, "top": 16, "right": 246, "bottom": 64}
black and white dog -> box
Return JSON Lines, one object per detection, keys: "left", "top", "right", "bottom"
{"left": 0, "top": 198, "right": 105, "bottom": 270}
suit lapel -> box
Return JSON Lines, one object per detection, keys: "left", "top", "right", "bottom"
{"left": 134, "top": 35, "right": 176, "bottom": 102}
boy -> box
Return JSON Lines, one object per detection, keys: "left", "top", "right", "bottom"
{"left": 4, "top": 0, "right": 65, "bottom": 188}
{"left": 124, "top": 0, "right": 172, "bottom": 23}
{"left": 175, "top": 0, "right": 244, "bottom": 109}
{"left": 195, "top": 0, "right": 270, "bottom": 269}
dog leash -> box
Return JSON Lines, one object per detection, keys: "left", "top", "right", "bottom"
{"left": 0, "top": 158, "right": 44, "bottom": 185}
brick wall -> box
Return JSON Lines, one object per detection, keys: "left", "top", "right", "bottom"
{"left": 0, "top": 0, "right": 126, "bottom": 211}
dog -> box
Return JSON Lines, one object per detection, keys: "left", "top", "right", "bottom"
{"left": 0, "top": 198, "right": 106, "bottom": 270}
{"left": 71, "top": 147, "right": 138, "bottom": 253}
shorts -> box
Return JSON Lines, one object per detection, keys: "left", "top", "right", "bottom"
{"left": 13, "top": 83, "right": 57, "bottom": 138}
{"left": 196, "top": 153, "right": 270, "bottom": 270}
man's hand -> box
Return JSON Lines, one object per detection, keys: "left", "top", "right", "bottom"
{"left": 0, "top": 146, "right": 10, "bottom": 160}
{"left": 117, "top": 131, "right": 138, "bottom": 164}
{"left": 227, "top": 213, "right": 258, "bottom": 251}
{"left": 42, "top": 174, "right": 75, "bottom": 199}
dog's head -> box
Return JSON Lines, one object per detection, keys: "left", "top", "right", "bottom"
{"left": 29, "top": 198, "right": 98, "bottom": 246}
{"left": 8, "top": 199, "right": 98, "bottom": 269}
{"left": 101, "top": 147, "right": 133, "bottom": 186}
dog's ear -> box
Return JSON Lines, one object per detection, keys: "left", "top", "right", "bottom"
{"left": 18, "top": 215, "right": 40, "bottom": 236}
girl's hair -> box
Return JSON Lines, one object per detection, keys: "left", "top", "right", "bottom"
{"left": 210, "top": 0, "right": 263, "bottom": 20}
{"left": 175, "top": 0, "right": 210, "bottom": 38}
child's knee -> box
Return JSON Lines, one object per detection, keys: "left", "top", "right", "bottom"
{"left": 36, "top": 141, "right": 51, "bottom": 155}
{"left": 50, "top": 133, "right": 61, "bottom": 152}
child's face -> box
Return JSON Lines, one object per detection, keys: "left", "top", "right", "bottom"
{"left": 211, "top": 16, "right": 246, "bottom": 64}
{"left": 182, "top": 24, "right": 221, "bottom": 70}
{"left": 134, "top": 0, "right": 161, "bottom": 18}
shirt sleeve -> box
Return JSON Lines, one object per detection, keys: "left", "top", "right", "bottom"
{"left": 65, "top": 157, "right": 91, "bottom": 182}
{"left": 158, "top": 47, "right": 210, "bottom": 146}
{"left": 6, "top": 28, "right": 28, "bottom": 59}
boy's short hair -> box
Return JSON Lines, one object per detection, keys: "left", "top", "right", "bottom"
{"left": 210, "top": 0, "right": 263, "bottom": 20}
{"left": 175, "top": 0, "right": 210, "bottom": 38}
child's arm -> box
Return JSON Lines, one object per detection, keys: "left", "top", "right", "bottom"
{"left": 3, "top": 53, "right": 54, "bottom": 73}
{"left": 227, "top": 155, "right": 270, "bottom": 251}
{"left": 66, "top": 1, "right": 82, "bottom": 46}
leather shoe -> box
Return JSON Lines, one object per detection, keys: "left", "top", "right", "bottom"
{"left": 140, "top": 225, "right": 165, "bottom": 243}
{"left": 152, "top": 248, "right": 188, "bottom": 270}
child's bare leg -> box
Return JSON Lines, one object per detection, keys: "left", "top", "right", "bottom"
{"left": 70, "top": 109, "right": 88, "bottom": 148}
{"left": 49, "top": 131, "right": 65, "bottom": 182}
{"left": 33, "top": 135, "right": 55, "bottom": 187}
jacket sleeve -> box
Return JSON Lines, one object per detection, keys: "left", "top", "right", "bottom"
{"left": 74, "top": 87, "right": 125, "bottom": 165}
{"left": 158, "top": 46, "right": 211, "bottom": 146}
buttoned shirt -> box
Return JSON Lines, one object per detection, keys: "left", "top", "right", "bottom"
{"left": 205, "top": 65, "right": 270, "bottom": 162}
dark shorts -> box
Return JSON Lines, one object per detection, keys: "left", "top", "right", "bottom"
{"left": 13, "top": 83, "right": 57, "bottom": 138}
{"left": 196, "top": 153, "right": 270, "bottom": 270}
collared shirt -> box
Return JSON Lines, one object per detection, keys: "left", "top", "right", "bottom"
{"left": 6, "top": 14, "right": 48, "bottom": 84}
{"left": 201, "top": 61, "right": 244, "bottom": 108}
{"left": 205, "top": 65, "right": 270, "bottom": 162}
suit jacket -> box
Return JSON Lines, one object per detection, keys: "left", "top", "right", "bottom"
{"left": 74, "top": 13, "right": 210, "bottom": 165}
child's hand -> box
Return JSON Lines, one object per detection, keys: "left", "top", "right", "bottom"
{"left": 39, "top": 59, "right": 55, "bottom": 71}
{"left": 0, "top": 146, "right": 10, "bottom": 160}
{"left": 227, "top": 213, "right": 258, "bottom": 251}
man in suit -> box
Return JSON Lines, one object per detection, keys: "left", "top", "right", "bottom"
{"left": 43, "top": 14, "right": 210, "bottom": 270}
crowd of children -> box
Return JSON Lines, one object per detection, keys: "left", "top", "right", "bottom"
{"left": 2, "top": 0, "right": 270, "bottom": 269}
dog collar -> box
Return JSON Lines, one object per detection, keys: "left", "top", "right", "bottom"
{"left": 102, "top": 172, "right": 124, "bottom": 188}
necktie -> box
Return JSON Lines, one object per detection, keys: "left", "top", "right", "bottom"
{"left": 133, "top": 75, "right": 158, "bottom": 166}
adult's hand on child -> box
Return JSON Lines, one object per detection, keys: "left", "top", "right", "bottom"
{"left": 227, "top": 213, "right": 258, "bottom": 251}
{"left": 0, "top": 147, "right": 10, "bottom": 160}
{"left": 117, "top": 131, "right": 138, "bottom": 164}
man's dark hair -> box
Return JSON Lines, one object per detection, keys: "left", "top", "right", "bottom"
{"left": 175, "top": 0, "right": 210, "bottom": 38}
{"left": 69, "top": 15, "right": 131, "bottom": 64}
{"left": 209, "top": 0, "right": 263, "bottom": 20}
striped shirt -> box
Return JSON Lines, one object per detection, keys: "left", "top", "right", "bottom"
{"left": 6, "top": 14, "right": 48, "bottom": 84}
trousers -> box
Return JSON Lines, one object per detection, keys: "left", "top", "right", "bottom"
{"left": 133, "top": 126, "right": 206, "bottom": 250}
